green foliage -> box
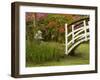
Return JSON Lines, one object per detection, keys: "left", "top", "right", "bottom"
{"left": 26, "top": 40, "right": 65, "bottom": 64}
{"left": 36, "top": 14, "right": 69, "bottom": 42}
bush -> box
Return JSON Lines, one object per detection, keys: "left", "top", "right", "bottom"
{"left": 26, "top": 40, "right": 65, "bottom": 64}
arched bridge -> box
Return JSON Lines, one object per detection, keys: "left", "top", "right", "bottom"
{"left": 65, "top": 18, "right": 90, "bottom": 55}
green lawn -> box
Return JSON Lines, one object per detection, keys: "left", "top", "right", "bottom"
{"left": 26, "top": 41, "right": 89, "bottom": 67}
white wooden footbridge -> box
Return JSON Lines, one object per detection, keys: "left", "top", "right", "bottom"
{"left": 65, "top": 18, "right": 90, "bottom": 55}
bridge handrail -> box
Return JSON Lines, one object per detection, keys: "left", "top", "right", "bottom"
{"left": 65, "top": 18, "right": 90, "bottom": 55}
{"left": 74, "top": 26, "right": 89, "bottom": 37}
{"left": 67, "top": 26, "right": 89, "bottom": 37}
{"left": 67, "top": 32, "right": 89, "bottom": 46}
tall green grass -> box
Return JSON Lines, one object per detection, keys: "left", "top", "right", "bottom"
{"left": 26, "top": 40, "right": 65, "bottom": 64}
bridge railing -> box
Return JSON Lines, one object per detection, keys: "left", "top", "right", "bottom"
{"left": 65, "top": 19, "right": 90, "bottom": 55}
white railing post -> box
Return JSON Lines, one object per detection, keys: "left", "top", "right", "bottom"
{"left": 83, "top": 20, "right": 87, "bottom": 41}
{"left": 65, "top": 24, "right": 68, "bottom": 55}
{"left": 72, "top": 25, "right": 75, "bottom": 43}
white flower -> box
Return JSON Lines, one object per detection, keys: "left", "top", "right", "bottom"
{"left": 34, "top": 30, "right": 43, "bottom": 40}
